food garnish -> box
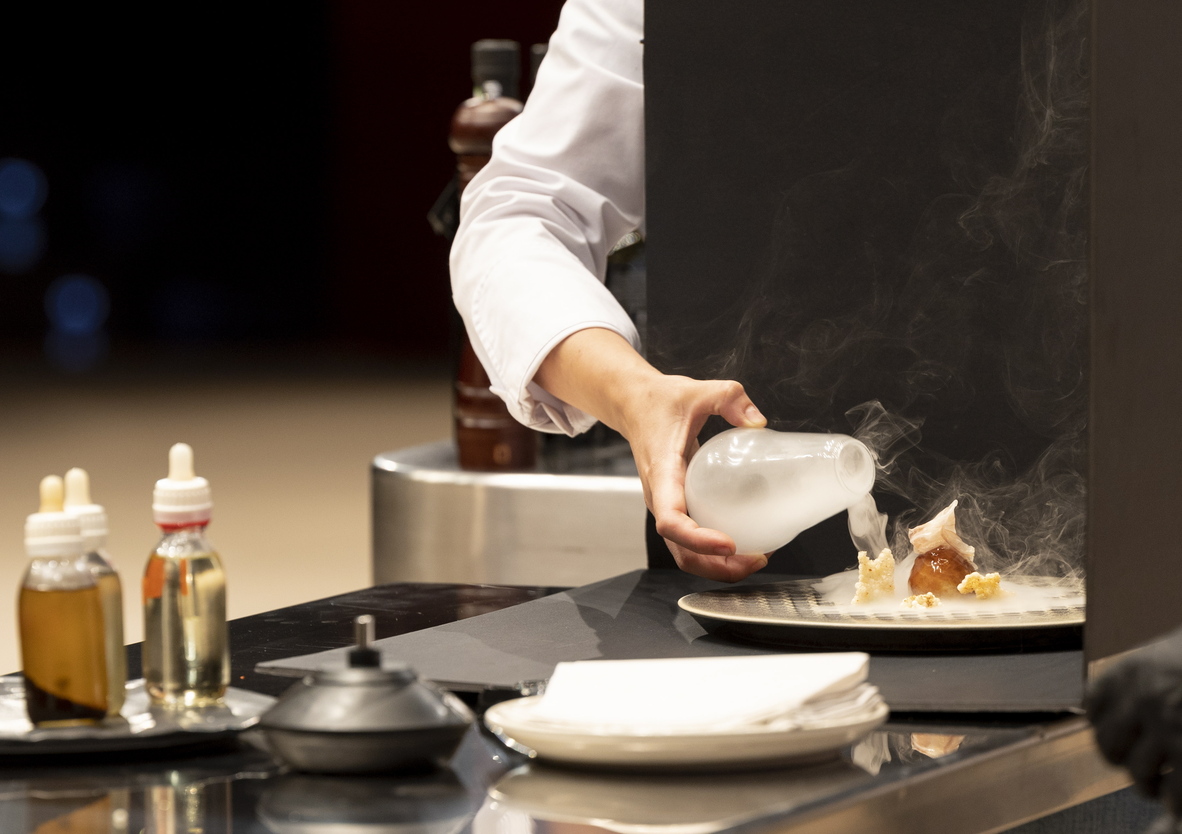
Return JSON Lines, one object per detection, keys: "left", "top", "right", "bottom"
{"left": 958, "top": 571, "right": 1003, "bottom": 599}
{"left": 852, "top": 548, "right": 895, "bottom": 604}
{"left": 908, "top": 501, "right": 977, "bottom": 597}
{"left": 901, "top": 592, "right": 941, "bottom": 609}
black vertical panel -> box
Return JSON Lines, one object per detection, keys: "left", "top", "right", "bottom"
{"left": 1087, "top": 2, "right": 1182, "bottom": 662}
{"left": 646, "top": 2, "right": 1095, "bottom": 581}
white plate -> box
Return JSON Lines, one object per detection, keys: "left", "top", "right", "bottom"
{"left": 678, "top": 577, "right": 1084, "bottom": 651}
{"left": 483, "top": 695, "right": 888, "bottom": 770}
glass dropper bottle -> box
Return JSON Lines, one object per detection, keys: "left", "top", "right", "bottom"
{"left": 64, "top": 467, "right": 127, "bottom": 717}
{"left": 19, "top": 475, "right": 109, "bottom": 726}
{"left": 142, "top": 443, "right": 229, "bottom": 707}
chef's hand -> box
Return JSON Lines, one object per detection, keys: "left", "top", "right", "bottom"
{"left": 535, "top": 328, "right": 769, "bottom": 582}
{"left": 1086, "top": 625, "right": 1182, "bottom": 816}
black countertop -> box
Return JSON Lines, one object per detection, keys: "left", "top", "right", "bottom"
{"left": 124, "top": 582, "right": 564, "bottom": 699}
{"left": 0, "top": 580, "right": 1138, "bottom": 834}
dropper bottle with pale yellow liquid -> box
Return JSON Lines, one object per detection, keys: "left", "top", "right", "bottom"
{"left": 63, "top": 467, "right": 127, "bottom": 717}
{"left": 143, "top": 443, "right": 229, "bottom": 707}
{"left": 19, "top": 475, "right": 109, "bottom": 726}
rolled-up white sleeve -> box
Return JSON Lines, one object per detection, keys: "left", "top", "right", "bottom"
{"left": 449, "top": 0, "right": 644, "bottom": 436}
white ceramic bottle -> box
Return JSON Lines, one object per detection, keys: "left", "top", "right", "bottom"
{"left": 685, "top": 428, "right": 876, "bottom": 555}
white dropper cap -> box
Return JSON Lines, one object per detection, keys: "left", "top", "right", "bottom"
{"left": 152, "top": 443, "right": 212, "bottom": 527}
{"left": 25, "top": 475, "right": 85, "bottom": 558}
{"left": 63, "top": 467, "right": 109, "bottom": 552}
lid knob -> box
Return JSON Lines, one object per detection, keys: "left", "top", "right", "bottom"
{"left": 348, "top": 615, "right": 381, "bottom": 668}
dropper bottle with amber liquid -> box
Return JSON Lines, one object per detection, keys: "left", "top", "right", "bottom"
{"left": 19, "top": 475, "right": 109, "bottom": 726}
{"left": 64, "top": 467, "right": 127, "bottom": 717}
{"left": 143, "top": 443, "right": 229, "bottom": 707}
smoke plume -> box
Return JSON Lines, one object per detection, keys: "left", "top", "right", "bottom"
{"left": 722, "top": 0, "right": 1091, "bottom": 577}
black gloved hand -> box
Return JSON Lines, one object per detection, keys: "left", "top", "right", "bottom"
{"left": 1087, "top": 626, "right": 1182, "bottom": 816}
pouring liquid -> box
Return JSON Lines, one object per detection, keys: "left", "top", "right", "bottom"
{"left": 19, "top": 585, "right": 108, "bottom": 726}
{"left": 143, "top": 541, "right": 229, "bottom": 707}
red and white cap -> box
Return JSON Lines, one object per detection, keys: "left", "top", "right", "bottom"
{"left": 152, "top": 443, "right": 212, "bottom": 527}
{"left": 25, "top": 475, "right": 84, "bottom": 558}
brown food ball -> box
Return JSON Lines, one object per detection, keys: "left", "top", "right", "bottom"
{"left": 908, "top": 546, "right": 975, "bottom": 596}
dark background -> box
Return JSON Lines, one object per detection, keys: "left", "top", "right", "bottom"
{"left": 645, "top": 0, "right": 1089, "bottom": 577}
{"left": 0, "top": 2, "right": 564, "bottom": 369}
{"left": 646, "top": 0, "right": 1182, "bottom": 665}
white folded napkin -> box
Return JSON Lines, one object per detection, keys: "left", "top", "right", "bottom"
{"left": 528, "top": 653, "right": 879, "bottom": 734}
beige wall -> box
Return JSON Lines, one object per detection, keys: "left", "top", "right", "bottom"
{"left": 0, "top": 366, "right": 450, "bottom": 677}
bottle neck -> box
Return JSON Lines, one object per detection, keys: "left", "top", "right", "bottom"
{"left": 154, "top": 524, "right": 215, "bottom": 559}
{"left": 156, "top": 521, "right": 209, "bottom": 534}
{"left": 24, "top": 554, "right": 96, "bottom": 591}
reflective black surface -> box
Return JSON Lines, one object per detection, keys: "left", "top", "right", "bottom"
{"left": 0, "top": 717, "right": 1060, "bottom": 833}
{"left": 125, "top": 582, "right": 564, "bottom": 699}
{"left": 0, "top": 582, "right": 1092, "bottom": 833}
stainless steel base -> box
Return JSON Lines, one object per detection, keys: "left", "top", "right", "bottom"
{"left": 372, "top": 441, "right": 647, "bottom": 587}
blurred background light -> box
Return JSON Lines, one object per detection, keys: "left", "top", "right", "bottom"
{"left": 0, "top": 217, "right": 47, "bottom": 273}
{"left": 0, "top": 158, "right": 48, "bottom": 218}
{"left": 44, "top": 273, "right": 111, "bottom": 334}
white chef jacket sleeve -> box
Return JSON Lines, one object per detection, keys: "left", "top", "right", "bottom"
{"left": 449, "top": 0, "right": 644, "bottom": 437}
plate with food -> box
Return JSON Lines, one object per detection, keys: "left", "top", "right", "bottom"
{"left": 679, "top": 501, "right": 1084, "bottom": 651}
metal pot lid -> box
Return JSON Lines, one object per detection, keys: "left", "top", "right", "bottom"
{"left": 260, "top": 677, "right": 472, "bottom": 734}
{"left": 312, "top": 665, "right": 417, "bottom": 686}
{"left": 260, "top": 616, "right": 472, "bottom": 734}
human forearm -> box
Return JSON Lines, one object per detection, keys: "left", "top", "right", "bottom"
{"left": 534, "top": 328, "right": 661, "bottom": 435}
{"left": 536, "top": 328, "right": 770, "bottom": 582}
{"left": 448, "top": 0, "right": 644, "bottom": 435}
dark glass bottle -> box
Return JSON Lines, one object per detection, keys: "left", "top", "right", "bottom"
{"left": 449, "top": 40, "right": 538, "bottom": 471}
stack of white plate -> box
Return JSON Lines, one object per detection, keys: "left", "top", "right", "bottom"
{"left": 483, "top": 654, "right": 888, "bottom": 770}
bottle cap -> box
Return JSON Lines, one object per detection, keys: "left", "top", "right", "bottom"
{"left": 63, "top": 467, "right": 109, "bottom": 551}
{"left": 472, "top": 39, "right": 520, "bottom": 99}
{"left": 152, "top": 443, "right": 212, "bottom": 527}
{"left": 25, "top": 475, "right": 84, "bottom": 558}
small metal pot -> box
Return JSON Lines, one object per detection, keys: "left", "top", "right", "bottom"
{"left": 259, "top": 617, "right": 473, "bottom": 774}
